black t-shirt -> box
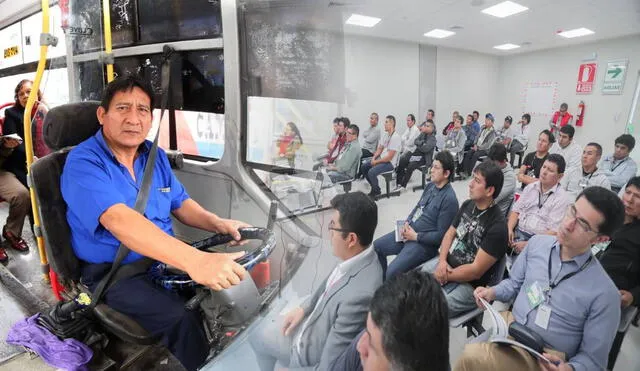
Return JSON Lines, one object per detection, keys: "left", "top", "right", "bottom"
{"left": 521, "top": 152, "right": 547, "bottom": 190}
{"left": 447, "top": 199, "right": 508, "bottom": 287}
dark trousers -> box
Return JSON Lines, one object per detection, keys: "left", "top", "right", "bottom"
{"left": 462, "top": 149, "right": 487, "bottom": 175}
{"left": 395, "top": 152, "right": 412, "bottom": 185}
{"left": 373, "top": 231, "right": 438, "bottom": 280}
{"left": 509, "top": 140, "right": 525, "bottom": 167}
{"left": 81, "top": 263, "right": 209, "bottom": 371}
{"left": 398, "top": 158, "right": 426, "bottom": 188}
{"left": 361, "top": 149, "right": 374, "bottom": 159}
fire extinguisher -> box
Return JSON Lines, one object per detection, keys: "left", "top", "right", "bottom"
{"left": 576, "top": 100, "right": 585, "bottom": 127}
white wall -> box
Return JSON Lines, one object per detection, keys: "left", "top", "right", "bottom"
{"left": 435, "top": 47, "right": 500, "bottom": 128}
{"left": 342, "top": 35, "right": 420, "bottom": 135}
{"left": 496, "top": 35, "right": 640, "bottom": 156}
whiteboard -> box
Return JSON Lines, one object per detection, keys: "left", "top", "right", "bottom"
{"left": 521, "top": 82, "right": 558, "bottom": 117}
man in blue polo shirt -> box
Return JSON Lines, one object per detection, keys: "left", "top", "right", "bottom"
{"left": 61, "top": 76, "right": 249, "bottom": 371}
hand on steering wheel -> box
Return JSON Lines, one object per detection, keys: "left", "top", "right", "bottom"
{"left": 187, "top": 251, "right": 246, "bottom": 291}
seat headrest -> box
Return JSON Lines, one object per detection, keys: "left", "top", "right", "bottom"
{"left": 44, "top": 101, "right": 101, "bottom": 150}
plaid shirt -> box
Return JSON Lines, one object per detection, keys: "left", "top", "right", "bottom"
{"left": 512, "top": 182, "right": 570, "bottom": 235}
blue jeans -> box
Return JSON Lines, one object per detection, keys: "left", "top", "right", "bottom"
{"left": 327, "top": 170, "right": 352, "bottom": 183}
{"left": 374, "top": 231, "right": 438, "bottom": 280}
{"left": 420, "top": 257, "right": 477, "bottom": 317}
{"left": 362, "top": 161, "right": 394, "bottom": 194}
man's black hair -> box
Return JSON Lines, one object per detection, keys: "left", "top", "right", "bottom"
{"left": 627, "top": 176, "right": 640, "bottom": 193}
{"left": 386, "top": 115, "right": 396, "bottom": 127}
{"left": 348, "top": 124, "right": 360, "bottom": 137}
{"left": 585, "top": 142, "right": 603, "bottom": 157}
{"left": 546, "top": 153, "right": 566, "bottom": 174}
{"left": 473, "top": 160, "right": 504, "bottom": 200}
{"left": 434, "top": 151, "right": 454, "bottom": 183}
{"left": 330, "top": 192, "right": 377, "bottom": 246}
{"left": 473, "top": 110, "right": 479, "bottom": 117}
{"left": 488, "top": 143, "right": 508, "bottom": 163}
{"left": 339, "top": 117, "right": 350, "bottom": 127}
{"left": 559, "top": 124, "right": 575, "bottom": 139}
{"left": 408, "top": 114, "right": 416, "bottom": 123}
{"left": 100, "top": 75, "right": 155, "bottom": 111}
{"left": 370, "top": 270, "right": 449, "bottom": 371}
{"left": 333, "top": 117, "right": 341, "bottom": 124}
{"left": 560, "top": 102, "right": 568, "bottom": 110}
{"left": 615, "top": 134, "right": 636, "bottom": 152}
{"left": 576, "top": 186, "right": 624, "bottom": 237}
{"left": 540, "top": 129, "right": 556, "bottom": 144}
{"left": 428, "top": 109, "right": 435, "bottom": 116}
{"left": 522, "top": 113, "right": 531, "bottom": 124}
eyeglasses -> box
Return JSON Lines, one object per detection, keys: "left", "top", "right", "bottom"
{"left": 565, "top": 205, "right": 598, "bottom": 234}
{"left": 328, "top": 220, "right": 350, "bottom": 233}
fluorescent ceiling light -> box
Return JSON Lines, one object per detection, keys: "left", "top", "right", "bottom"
{"left": 482, "top": 1, "right": 528, "bottom": 18}
{"left": 494, "top": 43, "right": 520, "bottom": 50}
{"left": 557, "top": 28, "right": 595, "bottom": 38}
{"left": 423, "top": 29, "right": 456, "bottom": 39}
{"left": 345, "top": 14, "right": 381, "bottom": 27}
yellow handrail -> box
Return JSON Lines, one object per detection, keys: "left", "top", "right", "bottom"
{"left": 23, "top": 0, "right": 51, "bottom": 283}
{"left": 102, "top": 0, "right": 114, "bottom": 82}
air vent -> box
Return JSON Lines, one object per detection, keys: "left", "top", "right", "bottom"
{"left": 450, "top": 25, "right": 464, "bottom": 30}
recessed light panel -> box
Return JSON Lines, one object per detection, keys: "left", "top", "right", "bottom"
{"left": 494, "top": 43, "right": 521, "bottom": 50}
{"left": 345, "top": 14, "right": 381, "bottom": 28}
{"left": 423, "top": 29, "right": 456, "bottom": 39}
{"left": 557, "top": 28, "right": 595, "bottom": 38}
{"left": 482, "top": 1, "right": 528, "bottom": 18}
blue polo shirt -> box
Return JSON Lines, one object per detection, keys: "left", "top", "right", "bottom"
{"left": 61, "top": 130, "right": 189, "bottom": 264}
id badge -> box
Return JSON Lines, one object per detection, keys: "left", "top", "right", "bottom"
{"left": 526, "top": 281, "right": 545, "bottom": 309}
{"left": 412, "top": 207, "right": 423, "bottom": 223}
{"left": 578, "top": 178, "right": 588, "bottom": 188}
{"left": 535, "top": 304, "right": 552, "bottom": 330}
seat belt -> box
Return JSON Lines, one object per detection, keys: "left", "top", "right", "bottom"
{"left": 89, "top": 46, "right": 175, "bottom": 309}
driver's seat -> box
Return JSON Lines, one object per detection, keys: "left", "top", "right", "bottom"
{"left": 30, "top": 101, "right": 154, "bottom": 345}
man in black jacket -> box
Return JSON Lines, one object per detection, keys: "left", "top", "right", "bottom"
{"left": 396, "top": 120, "right": 437, "bottom": 189}
{"left": 596, "top": 176, "right": 640, "bottom": 369}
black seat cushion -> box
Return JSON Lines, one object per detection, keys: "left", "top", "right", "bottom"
{"left": 94, "top": 304, "right": 155, "bottom": 345}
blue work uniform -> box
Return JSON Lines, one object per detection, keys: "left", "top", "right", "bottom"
{"left": 61, "top": 129, "right": 208, "bottom": 371}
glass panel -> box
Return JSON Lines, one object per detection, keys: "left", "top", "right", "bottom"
{"left": 0, "top": 23, "right": 24, "bottom": 69}
{"left": 137, "top": 0, "right": 222, "bottom": 44}
{"left": 21, "top": 6, "right": 68, "bottom": 64}
{"left": 67, "top": 0, "right": 105, "bottom": 54}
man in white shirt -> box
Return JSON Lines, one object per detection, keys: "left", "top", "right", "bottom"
{"left": 561, "top": 142, "right": 611, "bottom": 200}
{"left": 549, "top": 125, "right": 582, "bottom": 174}
{"left": 251, "top": 192, "right": 383, "bottom": 371}
{"left": 395, "top": 114, "right": 421, "bottom": 183}
{"left": 360, "top": 115, "right": 402, "bottom": 198}
{"left": 509, "top": 114, "right": 531, "bottom": 167}
{"left": 496, "top": 116, "right": 516, "bottom": 148}
{"left": 600, "top": 134, "right": 638, "bottom": 193}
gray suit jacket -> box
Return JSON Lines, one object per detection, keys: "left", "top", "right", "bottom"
{"left": 289, "top": 249, "right": 383, "bottom": 371}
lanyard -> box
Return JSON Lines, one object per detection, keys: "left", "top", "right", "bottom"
{"left": 547, "top": 247, "right": 593, "bottom": 290}
{"left": 383, "top": 132, "right": 395, "bottom": 148}
{"left": 537, "top": 186, "right": 555, "bottom": 209}
{"left": 611, "top": 157, "right": 628, "bottom": 172}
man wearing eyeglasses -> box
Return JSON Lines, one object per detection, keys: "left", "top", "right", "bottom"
{"left": 462, "top": 187, "right": 624, "bottom": 371}
{"left": 326, "top": 124, "right": 362, "bottom": 184}
{"left": 507, "top": 154, "right": 570, "bottom": 255}
{"left": 251, "top": 192, "right": 383, "bottom": 371}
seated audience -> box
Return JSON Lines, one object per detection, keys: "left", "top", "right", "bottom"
{"left": 600, "top": 134, "right": 637, "bottom": 193}
{"left": 329, "top": 271, "right": 450, "bottom": 371}
{"left": 472, "top": 110, "right": 481, "bottom": 128}
{"left": 463, "top": 114, "right": 480, "bottom": 151}
{"left": 465, "top": 187, "right": 624, "bottom": 371}
{"left": 461, "top": 113, "right": 497, "bottom": 177}
{"left": 275, "top": 121, "right": 303, "bottom": 168}
{"left": 550, "top": 125, "right": 582, "bottom": 174}
{"left": 508, "top": 154, "right": 570, "bottom": 254}
{"left": 314, "top": 117, "right": 347, "bottom": 170}
{"left": 598, "top": 177, "right": 640, "bottom": 370}
{"left": 561, "top": 142, "right": 610, "bottom": 200}
{"left": 548, "top": 102, "right": 573, "bottom": 133}
{"left": 361, "top": 116, "right": 401, "bottom": 198}
{"left": 488, "top": 143, "right": 516, "bottom": 217}
{"left": 509, "top": 114, "right": 531, "bottom": 167}
{"left": 361, "top": 112, "right": 380, "bottom": 159}
{"left": 396, "top": 120, "right": 437, "bottom": 189}
{"left": 326, "top": 124, "right": 362, "bottom": 183}
{"left": 495, "top": 116, "right": 515, "bottom": 148}
{"left": 444, "top": 116, "right": 466, "bottom": 166}
{"left": 518, "top": 130, "right": 555, "bottom": 189}
{"left": 420, "top": 161, "right": 508, "bottom": 317}
{"left": 425, "top": 108, "right": 435, "bottom": 122}
{"left": 251, "top": 192, "right": 382, "bottom": 371}
{"left": 395, "top": 114, "right": 421, "bottom": 181}
{"left": 374, "top": 151, "right": 458, "bottom": 279}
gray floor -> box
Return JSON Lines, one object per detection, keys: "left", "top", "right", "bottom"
{"left": 0, "top": 173, "right": 639, "bottom": 370}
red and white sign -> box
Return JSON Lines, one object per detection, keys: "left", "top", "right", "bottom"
{"left": 576, "top": 63, "right": 596, "bottom": 94}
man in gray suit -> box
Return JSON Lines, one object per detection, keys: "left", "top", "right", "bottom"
{"left": 252, "top": 192, "right": 383, "bottom": 371}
